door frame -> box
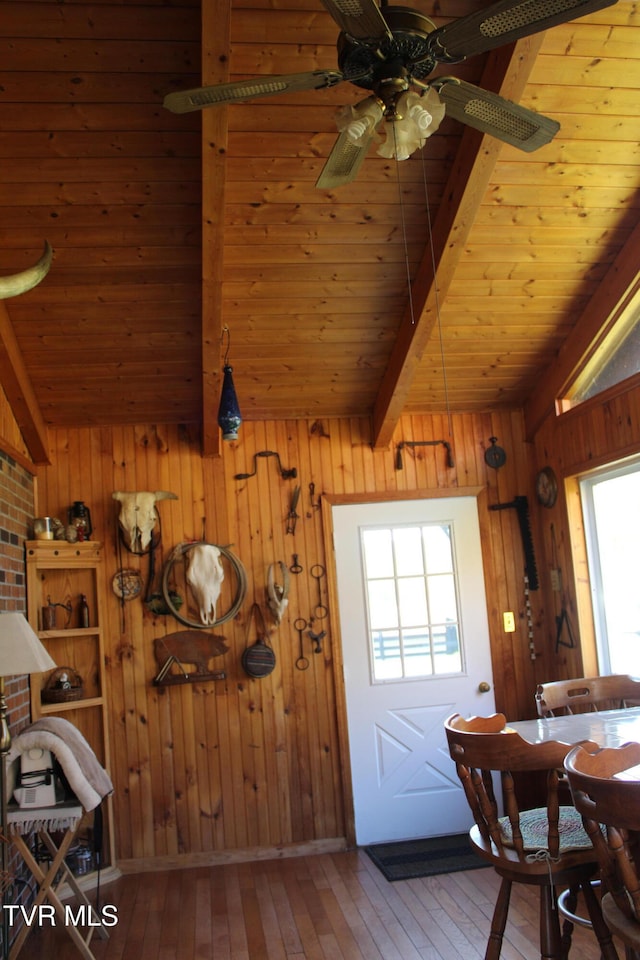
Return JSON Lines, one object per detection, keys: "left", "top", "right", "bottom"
{"left": 321, "top": 486, "right": 486, "bottom": 847}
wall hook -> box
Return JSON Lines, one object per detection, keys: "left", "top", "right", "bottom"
{"left": 234, "top": 450, "right": 298, "bottom": 481}
{"left": 395, "top": 440, "right": 454, "bottom": 471}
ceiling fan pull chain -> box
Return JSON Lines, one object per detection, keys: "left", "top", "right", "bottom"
{"left": 393, "top": 125, "right": 416, "bottom": 327}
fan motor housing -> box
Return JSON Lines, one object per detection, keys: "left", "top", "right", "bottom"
{"left": 337, "top": 7, "right": 438, "bottom": 91}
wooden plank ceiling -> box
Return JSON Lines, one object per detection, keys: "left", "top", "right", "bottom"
{"left": 0, "top": 0, "right": 638, "bottom": 462}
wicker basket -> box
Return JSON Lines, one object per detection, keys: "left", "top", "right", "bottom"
{"left": 41, "top": 666, "right": 84, "bottom": 704}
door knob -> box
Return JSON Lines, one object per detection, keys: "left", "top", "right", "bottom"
{"left": 478, "top": 681, "right": 491, "bottom": 693}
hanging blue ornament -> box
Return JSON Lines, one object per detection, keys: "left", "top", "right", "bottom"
{"left": 217, "top": 363, "right": 242, "bottom": 441}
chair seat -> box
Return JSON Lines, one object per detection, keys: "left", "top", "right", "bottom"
{"left": 469, "top": 822, "right": 600, "bottom": 883}
{"left": 499, "top": 804, "right": 593, "bottom": 852}
{"left": 602, "top": 892, "right": 640, "bottom": 951}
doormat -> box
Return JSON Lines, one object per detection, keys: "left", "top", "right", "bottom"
{"left": 364, "top": 833, "right": 490, "bottom": 881}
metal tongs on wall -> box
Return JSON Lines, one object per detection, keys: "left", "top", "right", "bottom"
{"left": 286, "top": 485, "right": 301, "bottom": 535}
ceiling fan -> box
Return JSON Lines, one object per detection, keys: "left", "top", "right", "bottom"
{"left": 163, "top": 0, "right": 618, "bottom": 188}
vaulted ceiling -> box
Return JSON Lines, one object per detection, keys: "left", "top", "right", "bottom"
{"left": 0, "top": 0, "right": 638, "bottom": 463}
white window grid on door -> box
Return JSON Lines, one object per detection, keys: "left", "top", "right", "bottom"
{"left": 358, "top": 521, "right": 464, "bottom": 683}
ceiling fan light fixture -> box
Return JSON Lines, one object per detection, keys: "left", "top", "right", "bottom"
{"left": 376, "top": 88, "right": 445, "bottom": 161}
{"left": 335, "top": 96, "right": 384, "bottom": 147}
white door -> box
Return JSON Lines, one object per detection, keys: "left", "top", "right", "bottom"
{"left": 332, "top": 496, "right": 495, "bottom": 845}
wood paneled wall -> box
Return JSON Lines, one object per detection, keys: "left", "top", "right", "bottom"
{"left": 0, "top": 382, "right": 33, "bottom": 473}
{"left": 27, "top": 410, "right": 557, "bottom": 865}
{"left": 533, "top": 374, "right": 640, "bottom": 680}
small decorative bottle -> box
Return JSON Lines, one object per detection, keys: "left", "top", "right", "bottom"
{"left": 78, "top": 593, "right": 90, "bottom": 629}
{"left": 217, "top": 364, "right": 242, "bottom": 441}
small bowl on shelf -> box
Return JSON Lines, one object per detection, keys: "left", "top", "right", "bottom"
{"left": 41, "top": 666, "right": 84, "bottom": 704}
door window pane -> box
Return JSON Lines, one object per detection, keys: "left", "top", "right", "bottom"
{"left": 428, "top": 573, "right": 457, "bottom": 623}
{"left": 362, "top": 528, "right": 394, "bottom": 578}
{"left": 360, "top": 522, "right": 463, "bottom": 682}
{"left": 367, "top": 579, "right": 398, "bottom": 630}
{"left": 434, "top": 623, "right": 462, "bottom": 674}
{"left": 404, "top": 627, "right": 434, "bottom": 678}
{"left": 397, "top": 577, "right": 428, "bottom": 626}
{"left": 371, "top": 629, "right": 403, "bottom": 679}
{"left": 423, "top": 526, "right": 454, "bottom": 574}
{"left": 393, "top": 527, "right": 424, "bottom": 576}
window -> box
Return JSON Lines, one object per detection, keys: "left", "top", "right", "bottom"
{"left": 360, "top": 522, "right": 463, "bottom": 682}
{"left": 563, "top": 301, "right": 640, "bottom": 410}
{"left": 580, "top": 457, "right": 640, "bottom": 675}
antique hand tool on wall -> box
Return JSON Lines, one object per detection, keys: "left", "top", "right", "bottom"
{"left": 286, "top": 486, "right": 301, "bottom": 535}
{"left": 294, "top": 618, "right": 310, "bottom": 671}
{"left": 234, "top": 450, "right": 297, "bottom": 481}
{"left": 309, "top": 564, "right": 328, "bottom": 621}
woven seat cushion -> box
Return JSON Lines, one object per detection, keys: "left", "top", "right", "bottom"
{"left": 499, "top": 805, "right": 592, "bottom": 852}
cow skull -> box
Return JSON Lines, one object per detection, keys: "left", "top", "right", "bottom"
{"left": 112, "top": 490, "right": 178, "bottom": 553}
{"left": 186, "top": 543, "right": 225, "bottom": 625}
{"left": 0, "top": 241, "right": 53, "bottom": 299}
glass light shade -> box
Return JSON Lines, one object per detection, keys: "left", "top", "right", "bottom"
{"left": 377, "top": 88, "right": 446, "bottom": 161}
{"left": 0, "top": 612, "right": 56, "bottom": 676}
{"left": 336, "top": 96, "right": 384, "bottom": 147}
{"left": 217, "top": 364, "right": 242, "bottom": 441}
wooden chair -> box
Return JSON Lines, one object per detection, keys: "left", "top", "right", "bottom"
{"left": 565, "top": 741, "right": 640, "bottom": 960}
{"left": 536, "top": 674, "right": 640, "bottom": 717}
{"left": 444, "top": 712, "right": 618, "bottom": 960}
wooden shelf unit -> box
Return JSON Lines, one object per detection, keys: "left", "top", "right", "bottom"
{"left": 25, "top": 540, "right": 116, "bottom": 878}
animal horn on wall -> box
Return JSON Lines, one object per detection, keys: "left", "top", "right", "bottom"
{"left": 267, "top": 561, "right": 290, "bottom": 625}
{"left": 0, "top": 241, "right": 53, "bottom": 300}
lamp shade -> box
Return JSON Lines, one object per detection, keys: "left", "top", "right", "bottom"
{"left": 0, "top": 613, "right": 56, "bottom": 676}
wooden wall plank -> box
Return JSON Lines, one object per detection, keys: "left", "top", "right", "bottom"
{"left": 533, "top": 378, "right": 640, "bottom": 683}
{"left": 32, "top": 410, "right": 545, "bottom": 864}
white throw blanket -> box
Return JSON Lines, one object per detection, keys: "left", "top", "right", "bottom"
{"left": 8, "top": 716, "right": 113, "bottom": 812}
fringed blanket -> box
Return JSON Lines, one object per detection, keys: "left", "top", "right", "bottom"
{"left": 8, "top": 716, "right": 113, "bottom": 812}
{"left": 7, "top": 802, "right": 82, "bottom": 835}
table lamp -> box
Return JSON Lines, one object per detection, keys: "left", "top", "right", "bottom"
{"left": 0, "top": 612, "right": 56, "bottom": 958}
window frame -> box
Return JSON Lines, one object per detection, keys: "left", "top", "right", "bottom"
{"left": 579, "top": 454, "right": 640, "bottom": 675}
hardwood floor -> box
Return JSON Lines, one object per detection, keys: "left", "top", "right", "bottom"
{"left": 26, "top": 850, "right": 608, "bottom": 960}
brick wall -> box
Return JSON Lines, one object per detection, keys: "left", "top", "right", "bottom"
{"left": 0, "top": 448, "right": 35, "bottom": 907}
{"left": 0, "top": 448, "right": 35, "bottom": 736}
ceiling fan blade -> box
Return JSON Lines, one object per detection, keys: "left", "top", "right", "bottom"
{"left": 434, "top": 78, "right": 560, "bottom": 152}
{"left": 319, "top": 0, "right": 392, "bottom": 43}
{"left": 315, "top": 129, "right": 373, "bottom": 189}
{"left": 429, "top": 0, "right": 618, "bottom": 61}
{"left": 163, "top": 70, "right": 344, "bottom": 113}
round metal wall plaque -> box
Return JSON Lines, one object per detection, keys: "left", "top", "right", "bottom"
{"left": 112, "top": 568, "right": 143, "bottom": 601}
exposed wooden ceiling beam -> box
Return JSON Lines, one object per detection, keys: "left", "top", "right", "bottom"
{"left": 0, "top": 301, "right": 49, "bottom": 464}
{"left": 201, "top": 0, "right": 231, "bottom": 458}
{"left": 371, "top": 36, "right": 546, "bottom": 450}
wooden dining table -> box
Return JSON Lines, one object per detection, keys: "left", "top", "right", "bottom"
{"left": 508, "top": 706, "right": 640, "bottom": 749}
